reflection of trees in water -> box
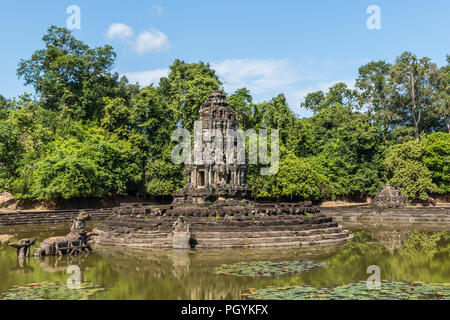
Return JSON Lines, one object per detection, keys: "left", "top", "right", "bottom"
{"left": 3, "top": 222, "right": 448, "bottom": 299}
{"left": 94, "top": 245, "right": 342, "bottom": 300}
{"left": 280, "top": 230, "right": 450, "bottom": 289}
{"left": 341, "top": 221, "right": 449, "bottom": 252}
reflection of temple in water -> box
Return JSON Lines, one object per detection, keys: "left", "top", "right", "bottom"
{"left": 372, "top": 230, "right": 411, "bottom": 253}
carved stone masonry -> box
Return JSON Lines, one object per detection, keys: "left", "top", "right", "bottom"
{"left": 172, "top": 216, "right": 194, "bottom": 249}
{"left": 173, "top": 90, "right": 251, "bottom": 205}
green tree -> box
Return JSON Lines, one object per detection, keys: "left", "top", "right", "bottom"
{"left": 385, "top": 139, "right": 437, "bottom": 201}
{"left": 301, "top": 83, "right": 358, "bottom": 115}
{"left": 292, "top": 104, "right": 386, "bottom": 199}
{"left": 130, "top": 85, "right": 176, "bottom": 156}
{"left": 355, "top": 60, "right": 391, "bottom": 128}
{"left": 248, "top": 147, "right": 329, "bottom": 201}
{"left": 300, "top": 91, "right": 325, "bottom": 114}
{"left": 145, "top": 145, "right": 185, "bottom": 197}
{"left": 254, "top": 94, "right": 296, "bottom": 144}
{"left": 0, "top": 120, "right": 23, "bottom": 191}
{"left": 228, "top": 88, "right": 256, "bottom": 130}
{"left": 422, "top": 132, "right": 450, "bottom": 194}
{"left": 389, "top": 51, "right": 446, "bottom": 139}
{"left": 158, "top": 60, "right": 221, "bottom": 131}
{"left": 19, "top": 126, "right": 140, "bottom": 200}
{"left": 17, "top": 26, "right": 136, "bottom": 121}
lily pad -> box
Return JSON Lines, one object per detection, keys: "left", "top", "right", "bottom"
{"left": 1, "top": 281, "right": 105, "bottom": 300}
{"left": 246, "top": 281, "right": 450, "bottom": 300}
{"left": 214, "top": 260, "right": 327, "bottom": 277}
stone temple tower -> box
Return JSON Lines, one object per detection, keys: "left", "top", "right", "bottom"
{"left": 173, "top": 90, "right": 251, "bottom": 204}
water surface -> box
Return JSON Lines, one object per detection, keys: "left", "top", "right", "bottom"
{"left": 0, "top": 220, "right": 448, "bottom": 299}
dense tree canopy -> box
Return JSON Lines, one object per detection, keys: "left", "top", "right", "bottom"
{"left": 0, "top": 27, "right": 448, "bottom": 203}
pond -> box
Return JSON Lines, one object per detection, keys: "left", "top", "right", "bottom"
{"left": 0, "top": 221, "right": 449, "bottom": 300}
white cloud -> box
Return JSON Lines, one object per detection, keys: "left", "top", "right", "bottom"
{"left": 121, "top": 58, "right": 356, "bottom": 117}
{"left": 135, "top": 30, "right": 169, "bottom": 53}
{"left": 212, "top": 58, "right": 297, "bottom": 94}
{"left": 106, "top": 23, "right": 169, "bottom": 53}
{"left": 107, "top": 23, "right": 134, "bottom": 40}
{"left": 125, "top": 68, "right": 169, "bottom": 87}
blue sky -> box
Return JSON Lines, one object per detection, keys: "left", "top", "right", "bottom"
{"left": 0, "top": 0, "right": 449, "bottom": 117}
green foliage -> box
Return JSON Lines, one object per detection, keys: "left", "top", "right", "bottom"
{"left": 158, "top": 59, "right": 221, "bottom": 131}
{"left": 355, "top": 60, "right": 391, "bottom": 129}
{"left": 255, "top": 94, "right": 296, "bottom": 144}
{"left": 290, "top": 104, "right": 386, "bottom": 199}
{"left": 145, "top": 146, "right": 185, "bottom": 197}
{"left": 0, "top": 120, "right": 23, "bottom": 191}
{"left": 228, "top": 88, "right": 257, "bottom": 130}
{"left": 248, "top": 148, "right": 329, "bottom": 200}
{"left": 388, "top": 51, "right": 446, "bottom": 139}
{"left": 13, "top": 126, "right": 140, "bottom": 200}
{"left": 17, "top": 26, "right": 136, "bottom": 121}
{"left": 422, "top": 132, "right": 450, "bottom": 194}
{"left": 301, "top": 82, "right": 358, "bottom": 114}
{"left": 1, "top": 28, "right": 449, "bottom": 202}
{"left": 385, "top": 140, "right": 438, "bottom": 201}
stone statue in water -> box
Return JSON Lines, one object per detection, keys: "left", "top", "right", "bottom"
{"left": 33, "top": 212, "right": 96, "bottom": 257}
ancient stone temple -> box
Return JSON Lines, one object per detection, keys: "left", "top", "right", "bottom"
{"left": 173, "top": 90, "right": 251, "bottom": 205}
{"left": 92, "top": 90, "right": 354, "bottom": 249}
{"left": 370, "top": 183, "right": 409, "bottom": 209}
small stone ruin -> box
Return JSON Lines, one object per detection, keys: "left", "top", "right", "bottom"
{"left": 370, "top": 183, "right": 409, "bottom": 209}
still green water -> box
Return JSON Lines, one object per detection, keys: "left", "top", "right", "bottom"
{"left": 0, "top": 221, "right": 449, "bottom": 300}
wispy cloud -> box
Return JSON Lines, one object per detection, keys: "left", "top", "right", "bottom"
{"left": 125, "top": 68, "right": 169, "bottom": 87}
{"left": 106, "top": 23, "right": 169, "bottom": 53}
{"left": 212, "top": 58, "right": 298, "bottom": 94}
{"left": 122, "top": 58, "right": 356, "bottom": 116}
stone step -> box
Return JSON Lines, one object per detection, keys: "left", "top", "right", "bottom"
{"left": 196, "top": 234, "right": 353, "bottom": 248}
{"left": 195, "top": 226, "right": 344, "bottom": 239}
{"left": 195, "top": 231, "right": 349, "bottom": 246}
{"left": 189, "top": 223, "right": 339, "bottom": 233}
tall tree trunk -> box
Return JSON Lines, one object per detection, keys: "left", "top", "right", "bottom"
{"left": 410, "top": 72, "right": 420, "bottom": 140}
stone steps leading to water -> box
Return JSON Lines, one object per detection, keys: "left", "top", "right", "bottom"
{"left": 93, "top": 225, "right": 351, "bottom": 249}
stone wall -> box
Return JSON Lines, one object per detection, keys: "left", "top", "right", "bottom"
{"left": 321, "top": 205, "right": 450, "bottom": 223}
{"left": 0, "top": 208, "right": 112, "bottom": 226}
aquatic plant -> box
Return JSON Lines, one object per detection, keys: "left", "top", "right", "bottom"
{"left": 214, "top": 260, "right": 327, "bottom": 277}
{"left": 1, "top": 281, "right": 105, "bottom": 300}
{"left": 246, "top": 280, "right": 450, "bottom": 300}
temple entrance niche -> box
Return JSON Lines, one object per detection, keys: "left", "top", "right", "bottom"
{"left": 198, "top": 170, "right": 205, "bottom": 188}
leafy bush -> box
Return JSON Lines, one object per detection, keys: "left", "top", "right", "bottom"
{"left": 385, "top": 140, "right": 438, "bottom": 201}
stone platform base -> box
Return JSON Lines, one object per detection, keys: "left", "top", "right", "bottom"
{"left": 92, "top": 202, "right": 353, "bottom": 249}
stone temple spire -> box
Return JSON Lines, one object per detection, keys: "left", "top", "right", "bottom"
{"left": 173, "top": 90, "right": 251, "bottom": 204}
